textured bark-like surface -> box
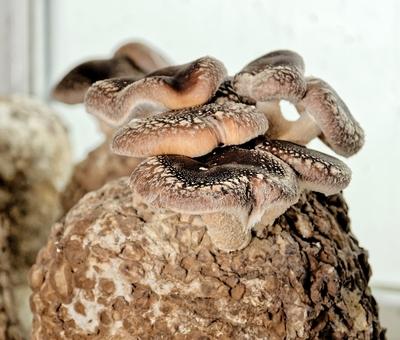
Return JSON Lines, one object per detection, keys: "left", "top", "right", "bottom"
{"left": 0, "top": 95, "right": 72, "bottom": 283}
{"left": 61, "top": 140, "right": 142, "bottom": 213}
{"left": 0, "top": 95, "right": 72, "bottom": 338}
{"left": 30, "top": 177, "right": 385, "bottom": 339}
{"left": 0, "top": 215, "right": 24, "bottom": 340}
{"left": 2, "top": 177, "right": 63, "bottom": 287}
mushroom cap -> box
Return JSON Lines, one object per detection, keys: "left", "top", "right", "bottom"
{"left": 52, "top": 41, "right": 170, "bottom": 105}
{"left": 52, "top": 57, "right": 145, "bottom": 104}
{"left": 112, "top": 102, "right": 268, "bottom": 158}
{"left": 233, "top": 50, "right": 306, "bottom": 103}
{"left": 113, "top": 41, "right": 170, "bottom": 74}
{"left": 255, "top": 138, "right": 351, "bottom": 195}
{"left": 130, "top": 147, "right": 299, "bottom": 227}
{"left": 85, "top": 56, "right": 228, "bottom": 126}
{"left": 296, "top": 77, "right": 365, "bottom": 157}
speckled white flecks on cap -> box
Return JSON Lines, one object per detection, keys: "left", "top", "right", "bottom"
{"left": 256, "top": 139, "right": 352, "bottom": 195}
{"left": 111, "top": 102, "right": 268, "bottom": 158}
{"left": 85, "top": 56, "right": 228, "bottom": 126}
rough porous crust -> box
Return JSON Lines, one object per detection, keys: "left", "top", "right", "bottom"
{"left": 0, "top": 95, "right": 71, "bottom": 191}
{"left": 0, "top": 101, "right": 70, "bottom": 287}
{"left": 0, "top": 215, "right": 23, "bottom": 340}
{"left": 31, "top": 177, "right": 385, "bottom": 339}
{"left": 0, "top": 95, "right": 72, "bottom": 279}
{"left": 0, "top": 95, "right": 72, "bottom": 337}
{"left": 61, "top": 141, "right": 142, "bottom": 213}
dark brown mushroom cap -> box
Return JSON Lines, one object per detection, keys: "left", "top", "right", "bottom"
{"left": 52, "top": 41, "right": 169, "bottom": 105}
{"left": 52, "top": 57, "right": 145, "bottom": 104}
{"left": 130, "top": 147, "right": 299, "bottom": 226}
{"left": 113, "top": 42, "right": 170, "bottom": 74}
{"left": 233, "top": 50, "right": 306, "bottom": 103}
{"left": 296, "top": 77, "right": 365, "bottom": 157}
{"left": 85, "top": 56, "right": 228, "bottom": 126}
{"left": 112, "top": 102, "right": 268, "bottom": 158}
{"left": 255, "top": 139, "right": 352, "bottom": 195}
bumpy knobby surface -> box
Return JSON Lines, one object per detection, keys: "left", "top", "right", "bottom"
{"left": 0, "top": 95, "right": 71, "bottom": 191}
{"left": 61, "top": 141, "right": 142, "bottom": 213}
{"left": 0, "top": 95, "right": 72, "bottom": 338}
{"left": 0, "top": 95, "right": 72, "bottom": 282}
{"left": 31, "top": 177, "right": 385, "bottom": 339}
{"left": 0, "top": 215, "right": 23, "bottom": 340}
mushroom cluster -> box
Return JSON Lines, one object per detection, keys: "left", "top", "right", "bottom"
{"left": 79, "top": 50, "right": 362, "bottom": 252}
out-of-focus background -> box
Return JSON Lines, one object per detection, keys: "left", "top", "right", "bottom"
{"left": 1, "top": 0, "right": 400, "bottom": 337}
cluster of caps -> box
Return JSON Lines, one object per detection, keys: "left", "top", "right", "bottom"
{"left": 53, "top": 42, "right": 364, "bottom": 252}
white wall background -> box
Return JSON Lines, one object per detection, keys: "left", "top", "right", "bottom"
{"left": 48, "top": 0, "right": 400, "bottom": 286}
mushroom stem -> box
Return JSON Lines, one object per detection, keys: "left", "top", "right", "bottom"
{"left": 257, "top": 101, "right": 321, "bottom": 145}
{"left": 259, "top": 199, "right": 297, "bottom": 227}
{"left": 257, "top": 101, "right": 288, "bottom": 139}
{"left": 202, "top": 212, "right": 251, "bottom": 252}
{"left": 278, "top": 111, "right": 321, "bottom": 145}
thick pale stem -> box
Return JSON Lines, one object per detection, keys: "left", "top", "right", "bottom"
{"left": 278, "top": 112, "right": 321, "bottom": 145}
{"left": 202, "top": 212, "right": 251, "bottom": 252}
{"left": 257, "top": 100, "right": 291, "bottom": 139}
{"left": 259, "top": 200, "right": 296, "bottom": 228}
{"left": 257, "top": 101, "right": 321, "bottom": 145}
